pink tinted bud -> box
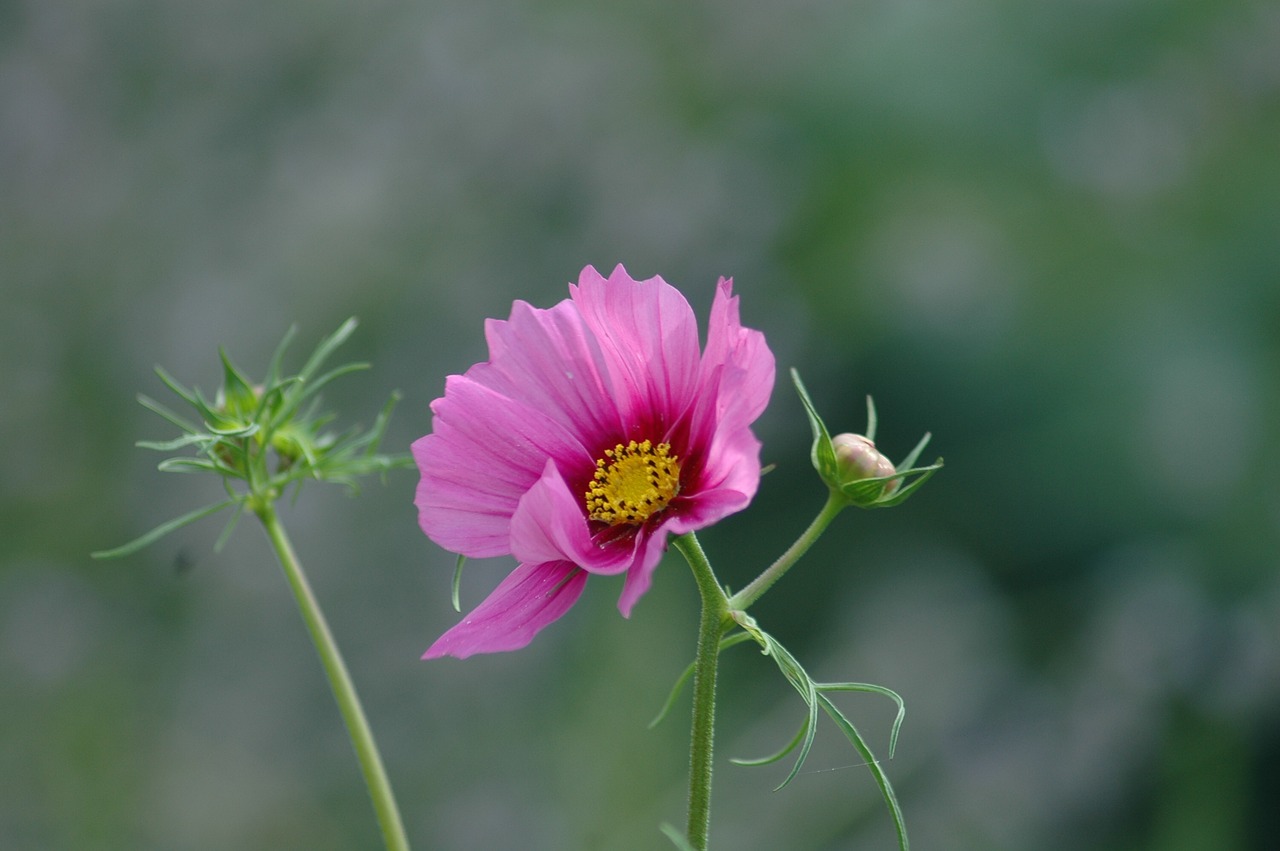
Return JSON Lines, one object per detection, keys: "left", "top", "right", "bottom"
{"left": 831, "top": 433, "right": 898, "bottom": 493}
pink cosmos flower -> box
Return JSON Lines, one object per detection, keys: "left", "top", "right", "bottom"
{"left": 413, "top": 265, "right": 775, "bottom": 659}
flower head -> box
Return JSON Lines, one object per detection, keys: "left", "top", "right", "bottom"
{"left": 414, "top": 265, "right": 775, "bottom": 658}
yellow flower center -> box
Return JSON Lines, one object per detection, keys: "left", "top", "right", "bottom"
{"left": 585, "top": 440, "right": 682, "bottom": 525}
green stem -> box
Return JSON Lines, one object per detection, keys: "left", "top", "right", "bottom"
{"left": 255, "top": 504, "right": 410, "bottom": 851}
{"left": 728, "top": 491, "right": 846, "bottom": 611}
{"left": 673, "top": 533, "right": 732, "bottom": 851}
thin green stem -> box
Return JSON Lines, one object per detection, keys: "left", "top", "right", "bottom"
{"left": 255, "top": 505, "right": 410, "bottom": 851}
{"left": 728, "top": 491, "right": 846, "bottom": 611}
{"left": 673, "top": 533, "right": 732, "bottom": 851}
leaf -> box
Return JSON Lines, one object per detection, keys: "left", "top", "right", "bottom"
{"left": 91, "top": 498, "right": 237, "bottom": 559}
{"left": 757, "top": 633, "right": 819, "bottom": 790}
{"left": 730, "top": 717, "right": 809, "bottom": 767}
{"left": 740, "top": 628, "right": 911, "bottom": 849}
{"left": 649, "top": 659, "right": 696, "bottom": 730}
{"left": 649, "top": 632, "right": 756, "bottom": 729}
{"left": 817, "top": 692, "right": 909, "bottom": 851}
{"left": 152, "top": 365, "right": 199, "bottom": 408}
{"left": 815, "top": 681, "right": 907, "bottom": 758}
{"left": 213, "top": 501, "right": 246, "bottom": 552}
{"left": 659, "top": 823, "right": 698, "bottom": 851}
{"left": 137, "top": 394, "right": 200, "bottom": 435}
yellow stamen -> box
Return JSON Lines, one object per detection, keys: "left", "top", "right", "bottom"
{"left": 584, "top": 440, "right": 682, "bottom": 525}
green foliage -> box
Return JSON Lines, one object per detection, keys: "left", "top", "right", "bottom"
{"left": 92, "top": 319, "right": 412, "bottom": 559}
{"left": 653, "top": 616, "right": 910, "bottom": 851}
{"left": 659, "top": 823, "right": 699, "bottom": 851}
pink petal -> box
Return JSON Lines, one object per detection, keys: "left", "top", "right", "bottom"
{"left": 667, "top": 486, "right": 757, "bottom": 535}
{"left": 472, "top": 298, "right": 625, "bottom": 447}
{"left": 571, "top": 265, "right": 703, "bottom": 436}
{"left": 414, "top": 374, "right": 592, "bottom": 557}
{"left": 700, "top": 278, "right": 776, "bottom": 433}
{"left": 675, "top": 278, "right": 775, "bottom": 518}
{"left": 509, "top": 459, "right": 634, "bottom": 575}
{"left": 616, "top": 521, "right": 674, "bottom": 616}
{"left": 686, "top": 363, "right": 767, "bottom": 501}
{"left": 422, "top": 560, "right": 588, "bottom": 659}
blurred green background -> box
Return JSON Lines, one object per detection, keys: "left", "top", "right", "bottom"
{"left": 3, "top": 0, "right": 1278, "bottom": 848}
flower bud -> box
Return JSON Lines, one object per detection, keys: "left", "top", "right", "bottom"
{"left": 831, "top": 433, "right": 898, "bottom": 494}
{"left": 271, "top": 427, "right": 305, "bottom": 470}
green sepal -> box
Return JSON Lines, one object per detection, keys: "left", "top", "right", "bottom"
{"left": 218, "top": 348, "right": 259, "bottom": 421}
{"left": 864, "top": 395, "right": 878, "bottom": 443}
{"left": 896, "top": 430, "right": 931, "bottom": 472}
{"left": 261, "top": 323, "right": 299, "bottom": 395}
{"left": 299, "top": 317, "right": 358, "bottom": 384}
{"left": 157, "top": 457, "right": 235, "bottom": 476}
{"left": 842, "top": 458, "right": 943, "bottom": 509}
{"left": 151, "top": 365, "right": 199, "bottom": 408}
{"left": 136, "top": 393, "right": 200, "bottom": 435}
{"left": 265, "top": 319, "right": 358, "bottom": 432}
{"left": 451, "top": 555, "right": 466, "bottom": 613}
{"left": 789, "top": 368, "right": 840, "bottom": 490}
{"left": 203, "top": 420, "right": 260, "bottom": 439}
{"left": 190, "top": 385, "right": 238, "bottom": 433}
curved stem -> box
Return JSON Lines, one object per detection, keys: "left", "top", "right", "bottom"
{"left": 255, "top": 505, "right": 410, "bottom": 851}
{"left": 727, "top": 491, "right": 845, "bottom": 612}
{"left": 673, "top": 533, "right": 731, "bottom": 851}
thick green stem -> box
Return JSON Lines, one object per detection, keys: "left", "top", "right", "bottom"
{"left": 727, "top": 492, "right": 846, "bottom": 612}
{"left": 673, "top": 533, "right": 731, "bottom": 851}
{"left": 256, "top": 505, "right": 410, "bottom": 851}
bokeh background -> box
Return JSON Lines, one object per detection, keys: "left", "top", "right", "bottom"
{"left": 3, "top": 0, "right": 1278, "bottom": 848}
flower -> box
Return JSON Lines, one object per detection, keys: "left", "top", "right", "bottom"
{"left": 414, "top": 265, "right": 775, "bottom": 658}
